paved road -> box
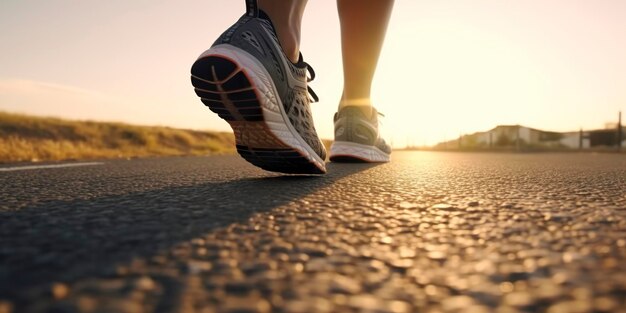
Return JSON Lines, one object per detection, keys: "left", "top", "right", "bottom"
{"left": 1, "top": 152, "right": 625, "bottom": 313}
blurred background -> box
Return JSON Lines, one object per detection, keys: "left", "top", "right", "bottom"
{"left": 1, "top": 0, "right": 625, "bottom": 152}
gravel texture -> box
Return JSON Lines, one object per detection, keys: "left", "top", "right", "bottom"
{"left": 1, "top": 152, "right": 625, "bottom": 313}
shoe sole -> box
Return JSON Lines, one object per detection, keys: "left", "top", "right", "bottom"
{"left": 191, "top": 44, "right": 326, "bottom": 174}
{"left": 329, "top": 141, "right": 390, "bottom": 163}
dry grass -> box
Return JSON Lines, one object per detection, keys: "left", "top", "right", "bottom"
{"left": 0, "top": 112, "right": 236, "bottom": 163}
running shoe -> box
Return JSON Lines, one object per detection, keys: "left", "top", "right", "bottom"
{"left": 190, "top": 0, "right": 326, "bottom": 174}
{"left": 329, "top": 106, "right": 391, "bottom": 163}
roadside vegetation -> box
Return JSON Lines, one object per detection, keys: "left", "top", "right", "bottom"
{"left": 0, "top": 112, "right": 236, "bottom": 163}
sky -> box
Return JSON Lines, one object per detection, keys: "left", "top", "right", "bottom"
{"left": 1, "top": 0, "right": 625, "bottom": 147}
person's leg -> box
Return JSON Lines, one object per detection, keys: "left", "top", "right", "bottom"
{"left": 258, "top": 0, "right": 308, "bottom": 63}
{"left": 330, "top": 0, "right": 394, "bottom": 163}
{"left": 337, "top": 0, "right": 394, "bottom": 111}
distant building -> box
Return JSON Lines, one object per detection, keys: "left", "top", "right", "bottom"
{"left": 589, "top": 129, "right": 623, "bottom": 147}
{"left": 437, "top": 124, "right": 624, "bottom": 150}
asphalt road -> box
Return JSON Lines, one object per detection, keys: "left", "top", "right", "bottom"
{"left": 1, "top": 152, "right": 625, "bottom": 313}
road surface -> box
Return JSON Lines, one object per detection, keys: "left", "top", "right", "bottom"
{"left": 1, "top": 152, "right": 625, "bottom": 312}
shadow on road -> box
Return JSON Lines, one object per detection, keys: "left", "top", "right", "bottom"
{"left": 0, "top": 162, "right": 378, "bottom": 302}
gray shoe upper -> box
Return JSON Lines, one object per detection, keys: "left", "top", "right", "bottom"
{"left": 334, "top": 106, "right": 392, "bottom": 154}
{"left": 213, "top": 11, "right": 326, "bottom": 160}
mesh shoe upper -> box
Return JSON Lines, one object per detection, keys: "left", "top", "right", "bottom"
{"left": 333, "top": 106, "right": 392, "bottom": 154}
{"left": 213, "top": 12, "right": 326, "bottom": 160}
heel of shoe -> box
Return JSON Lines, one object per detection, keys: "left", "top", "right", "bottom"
{"left": 191, "top": 55, "right": 264, "bottom": 122}
{"left": 190, "top": 45, "right": 326, "bottom": 174}
{"left": 329, "top": 141, "right": 390, "bottom": 163}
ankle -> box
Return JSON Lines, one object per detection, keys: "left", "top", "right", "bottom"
{"left": 276, "top": 32, "right": 300, "bottom": 63}
{"left": 258, "top": 3, "right": 302, "bottom": 63}
{"left": 338, "top": 99, "right": 373, "bottom": 116}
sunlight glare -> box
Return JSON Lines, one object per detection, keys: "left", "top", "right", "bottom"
{"left": 374, "top": 18, "right": 547, "bottom": 147}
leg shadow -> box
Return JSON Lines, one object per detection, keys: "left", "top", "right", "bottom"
{"left": 0, "top": 162, "right": 378, "bottom": 302}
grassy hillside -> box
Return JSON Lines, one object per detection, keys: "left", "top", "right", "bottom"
{"left": 0, "top": 112, "right": 236, "bottom": 163}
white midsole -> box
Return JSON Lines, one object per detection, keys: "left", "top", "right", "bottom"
{"left": 330, "top": 141, "right": 390, "bottom": 162}
{"left": 197, "top": 44, "right": 326, "bottom": 171}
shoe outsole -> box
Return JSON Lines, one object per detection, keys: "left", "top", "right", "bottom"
{"left": 191, "top": 44, "right": 326, "bottom": 174}
{"left": 329, "top": 141, "right": 390, "bottom": 163}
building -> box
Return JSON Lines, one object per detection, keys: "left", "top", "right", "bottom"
{"left": 437, "top": 124, "right": 624, "bottom": 150}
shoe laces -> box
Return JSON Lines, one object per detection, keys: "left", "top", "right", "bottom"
{"left": 304, "top": 62, "right": 319, "bottom": 103}
{"left": 372, "top": 108, "right": 389, "bottom": 146}
{"left": 377, "top": 111, "right": 385, "bottom": 127}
